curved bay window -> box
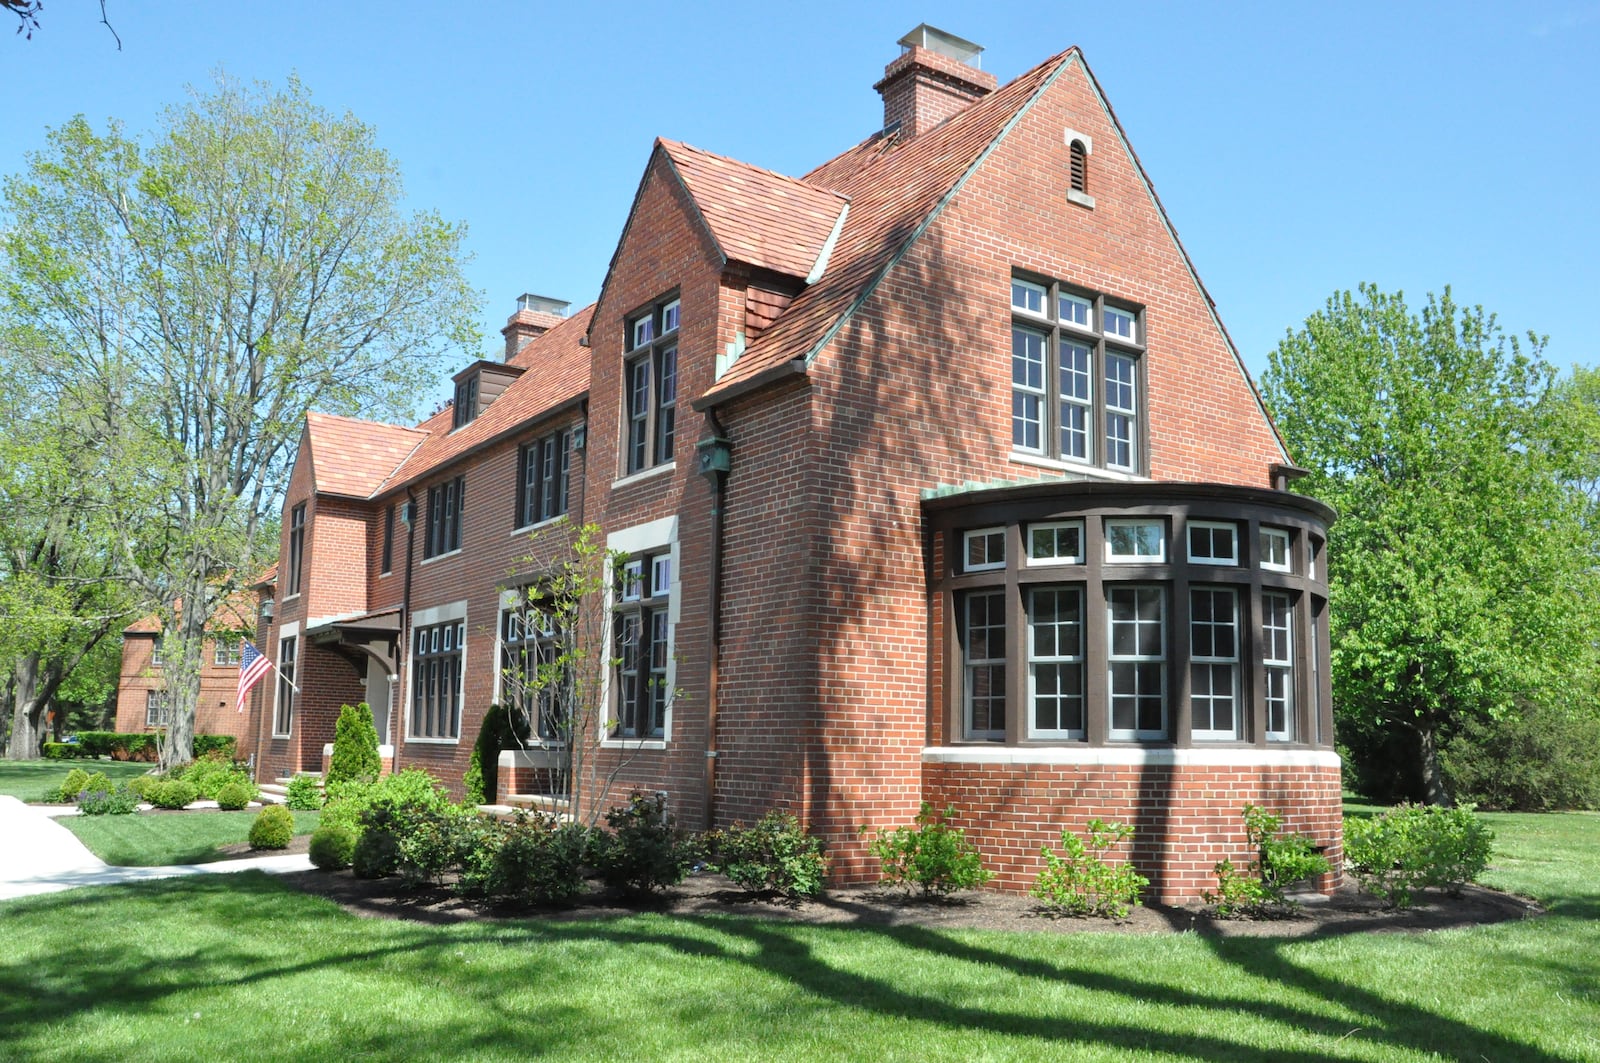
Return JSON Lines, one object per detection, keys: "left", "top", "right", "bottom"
{"left": 933, "top": 481, "right": 1334, "bottom": 749}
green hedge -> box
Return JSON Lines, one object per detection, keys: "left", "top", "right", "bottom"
{"left": 43, "top": 733, "right": 238, "bottom": 762}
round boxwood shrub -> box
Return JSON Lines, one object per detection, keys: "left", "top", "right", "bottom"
{"left": 248, "top": 804, "right": 295, "bottom": 850}
{"left": 351, "top": 827, "right": 400, "bottom": 879}
{"left": 53, "top": 768, "right": 91, "bottom": 803}
{"left": 284, "top": 774, "right": 323, "bottom": 811}
{"left": 147, "top": 778, "right": 200, "bottom": 810}
{"left": 309, "top": 824, "right": 357, "bottom": 870}
{"left": 126, "top": 774, "right": 159, "bottom": 800}
{"left": 215, "top": 780, "right": 255, "bottom": 811}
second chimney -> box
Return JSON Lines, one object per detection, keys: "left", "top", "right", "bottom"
{"left": 874, "top": 25, "right": 997, "bottom": 140}
{"left": 502, "top": 293, "right": 570, "bottom": 360}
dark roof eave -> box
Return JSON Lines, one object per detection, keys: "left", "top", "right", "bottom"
{"left": 921, "top": 478, "right": 1338, "bottom": 526}
{"left": 692, "top": 359, "right": 807, "bottom": 411}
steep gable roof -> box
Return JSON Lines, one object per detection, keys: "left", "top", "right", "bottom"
{"left": 699, "top": 49, "right": 1075, "bottom": 401}
{"left": 305, "top": 413, "right": 427, "bottom": 500}
{"left": 658, "top": 139, "right": 850, "bottom": 282}
{"left": 379, "top": 304, "right": 595, "bottom": 491}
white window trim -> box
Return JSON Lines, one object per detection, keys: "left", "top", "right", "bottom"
{"left": 1025, "top": 520, "right": 1086, "bottom": 566}
{"left": 962, "top": 527, "right": 1007, "bottom": 572}
{"left": 405, "top": 600, "right": 467, "bottom": 745}
{"left": 1187, "top": 520, "right": 1240, "bottom": 566}
{"left": 1264, "top": 591, "right": 1296, "bottom": 742}
{"left": 611, "top": 460, "right": 676, "bottom": 491}
{"left": 1104, "top": 519, "right": 1166, "bottom": 563}
{"left": 1261, "top": 527, "right": 1293, "bottom": 573}
{"left": 1007, "top": 450, "right": 1147, "bottom": 482}
{"left": 604, "top": 517, "right": 679, "bottom": 744}
{"left": 272, "top": 620, "right": 300, "bottom": 739}
{"left": 1010, "top": 278, "right": 1048, "bottom": 319}
{"left": 1189, "top": 587, "right": 1241, "bottom": 741}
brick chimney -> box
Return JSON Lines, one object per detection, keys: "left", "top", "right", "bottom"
{"left": 501, "top": 293, "right": 570, "bottom": 360}
{"left": 874, "top": 25, "right": 997, "bottom": 140}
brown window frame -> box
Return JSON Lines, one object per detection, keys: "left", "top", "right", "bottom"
{"left": 612, "top": 550, "right": 671, "bottom": 738}
{"left": 424, "top": 476, "right": 464, "bottom": 559}
{"left": 286, "top": 502, "right": 306, "bottom": 596}
{"left": 411, "top": 619, "right": 464, "bottom": 741}
{"left": 516, "top": 429, "right": 571, "bottom": 529}
{"left": 622, "top": 296, "right": 680, "bottom": 475}
{"left": 273, "top": 635, "right": 297, "bottom": 737}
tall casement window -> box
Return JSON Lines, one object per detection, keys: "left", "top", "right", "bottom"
{"left": 1010, "top": 276, "right": 1145, "bottom": 473}
{"left": 613, "top": 551, "right": 671, "bottom": 737}
{"left": 1107, "top": 586, "right": 1166, "bottom": 739}
{"left": 1262, "top": 592, "right": 1295, "bottom": 741}
{"left": 150, "top": 638, "right": 165, "bottom": 668}
{"left": 1189, "top": 587, "right": 1240, "bottom": 739}
{"left": 501, "top": 599, "right": 570, "bottom": 742}
{"left": 286, "top": 503, "right": 306, "bottom": 596}
{"left": 381, "top": 504, "right": 395, "bottom": 575}
{"left": 145, "top": 690, "right": 169, "bottom": 727}
{"left": 961, "top": 590, "right": 1008, "bottom": 739}
{"left": 452, "top": 375, "right": 478, "bottom": 429}
{"left": 274, "top": 636, "right": 297, "bottom": 737}
{"left": 933, "top": 486, "right": 1333, "bottom": 751}
{"left": 623, "top": 296, "right": 679, "bottom": 474}
{"left": 516, "top": 429, "right": 571, "bottom": 529}
{"left": 411, "top": 619, "right": 465, "bottom": 740}
{"left": 424, "top": 476, "right": 464, "bottom": 558}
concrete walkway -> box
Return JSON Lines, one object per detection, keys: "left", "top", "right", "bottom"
{"left": 0, "top": 795, "right": 312, "bottom": 902}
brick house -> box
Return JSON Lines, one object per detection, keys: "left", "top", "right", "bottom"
{"left": 254, "top": 27, "right": 1340, "bottom": 900}
{"left": 114, "top": 569, "right": 276, "bottom": 751}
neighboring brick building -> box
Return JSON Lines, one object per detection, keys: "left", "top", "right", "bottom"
{"left": 256, "top": 27, "right": 1340, "bottom": 900}
{"left": 114, "top": 569, "right": 276, "bottom": 751}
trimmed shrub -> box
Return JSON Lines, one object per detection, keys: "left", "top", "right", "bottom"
{"left": 215, "top": 780, "right": 255, "bottom": 811}
{"left": 352, "top": 827, "right": 400, "bottom": 878}
{"left": 42, "top": 742, "right": 81, "bottom": 760}
{"left": 77, "top": 784, "right": 141, "bottom": 816}
{"left": 474, "top": 813, "right": 589, "bottom": 906}
{"left": 323, "top": 768, "right": 448, "bottom": 839}
{"left": 284, "top": 774, "right": 323, "bottom": 811}
{"left": 309, "top": 824, "right": 357, "bottom": 870}
{"left": 79, "top": 771, "right": 113, "bottom": 798}
{"left": 707, "top": 811, "right": 828, "bottom": 898}
{"left": 126, "top": 774, "right": 159, "bottom": 799}
{"left": 53, "top": 768, "right": 91, "bottom": 803}
{"left": 326, "top": 702, "right": 381, "bottom": 786}
{"left": 192, "top": 735, "right": 238, "bottom": 759}
{"left": 1345, "top": 804, "right": 1495, "bottom": 908}
{"left": 179, "top": 754, "right": 241, "bottom": 799}
{"left": 147, "top": 778, "right": 200, "bottom": 810}
{"left": 464, "top": 703, "right": 513, "bottom": 806}
{"left": 389, "top": 804, "right": 495, "bottom": 888}
{"left": 1442, "top": 702, "right": 1600, "bottom": 811}
{"left": 868, "top": 802, "right": 993, "bottom": 897}
{"left": 74, "top": 732, "right": 159, "bottom": 762}
{"left": 248, "top": 804, "right": 295, "bottom": 850}
{"left": 1031, "top": 819, "right": 1148, "bottom": 918}
{"left": 590, "top": 791, "right": 697, "bottom": 895}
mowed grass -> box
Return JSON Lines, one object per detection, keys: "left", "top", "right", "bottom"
{"left": 0, "top": 759, "right": 154, "bottom": 800}
{"left": 60, "top": 810, "right": 321, "bottom": 866}
{"left": 2, "top": 813, "right": 1598, "bottom": 1061}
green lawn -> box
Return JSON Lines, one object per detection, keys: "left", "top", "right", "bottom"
{"left": 0, "top": 759, "right": 154, "bottom": 800}
{"left": 1, "top": 812, "right": 1597, "bottom": 1061}
{"left": 60, "top": 810, "right": 321, "bottom": 866}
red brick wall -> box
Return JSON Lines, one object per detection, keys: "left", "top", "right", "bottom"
{"left": 113, "top": 633, "right": 257, "bottom": 746}
{"left": 923, "top": 759, "right": 1344, "bottom": 902}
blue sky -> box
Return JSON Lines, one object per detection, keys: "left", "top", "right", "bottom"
{"left": 5, "top": 1, "right": 1597, "bottom": 397}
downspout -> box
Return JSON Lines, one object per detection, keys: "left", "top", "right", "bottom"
{"left": 395, "top": 486, "right": 418, "bottom": 778}
{"left": 695, "top": 411, "right": 733, "bottom": 831}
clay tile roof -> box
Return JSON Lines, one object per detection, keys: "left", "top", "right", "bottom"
{"left": 382, "top": 304, "right": 595, "bottom": 490}
{"left": 305, "top": 413, "right": 428, "bottom": 499}
{"left": 702, "top": 49, "right": 1075, "bottom": 399}
{"left": 659, "top": 139, "right": 850, "bottom": 281}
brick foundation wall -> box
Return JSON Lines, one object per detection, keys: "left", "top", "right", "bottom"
{"left": 922, "top": 755, "right": 1343, "bottom": 902}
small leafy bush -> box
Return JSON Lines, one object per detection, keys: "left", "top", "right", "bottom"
{"left": 352, "top": 826, "right": 401, "bottom": 878}
{"left": 192, "top": 735, "right": 237, "bottom": 759}
{"left": 215, "top": 780, "right": 256, "bottom": 811}
{"left": 53, "top": 768, "right": 91, "bottom": 803}
{"left": 326, "top": 702, "right": 381, "bottom": 786}
{"left": 1206, "top": 805, "right": 1332, "bottom": 917}
{"left": 470, "top": 812, "right": 590, "bottom": 906}
{"left": 309, "top": 824, "right": 357, "bottom": 870}
{"left": 125, "top": 774, "right": 159, "bottom": 800}
{"left": 388, "top": 803, "right": 492, "bottom": 888}
{"left": 590, "top": 791, "right": 698, "bottom": 895}
{"left": 1345, "top": 804, "right": 1494, "bottom": 908}
{"left": 707, "top": 811, "right": 829, "bottom": 898}
{"left": 868, "top": 802, "right": 993, "bottom": 897}
{"left": 248, "top": 804, "right": 295, "bottom": 850}
{"left": 322, "top": 768, "right": 448, "bottom": 839}
{"left": 146, "top": 778, "right": 200, "bottom": 810}
{"left": 284, "top": 774, "right": 323, "bottom": 811}
{"left": 177, "top": 753, "right": 233, "bottom": 798}
{"left": 77, "top": 784, "right": 141, "bottom": 816}
{"left": 1031, "top": 819, "right": 1148, "bottom": 918}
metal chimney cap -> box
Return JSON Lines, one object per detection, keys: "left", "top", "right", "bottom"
{"left": 897, "top": 25, "right": 983, "bottom": 68}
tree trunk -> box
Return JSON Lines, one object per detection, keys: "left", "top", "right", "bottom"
{"left": 1417, "top": 724, "right": 1453, "bottom": 807}
{"left": 157, "top": 572, "right": 212, "bottom": 772}
{"left": 5, "top": 654, "right": 45, "bottom": 760}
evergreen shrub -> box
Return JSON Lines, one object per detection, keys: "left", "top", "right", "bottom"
{"left": 248, "top": 804, "right": 295, "bottom": 849}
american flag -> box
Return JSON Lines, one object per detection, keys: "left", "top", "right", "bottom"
{"left": 236, "top": 641, "right": 272, "bottom": 713}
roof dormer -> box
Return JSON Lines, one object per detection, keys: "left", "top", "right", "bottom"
{"left": 450, "top": 359, "right": 527, "bottom": 429}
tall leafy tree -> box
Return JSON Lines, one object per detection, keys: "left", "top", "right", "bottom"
{"left": 1262, "top": 285, "right": 1600, "bottom": 803}
{"left": 1, "top": 74, "right": 478, "bottom": 769}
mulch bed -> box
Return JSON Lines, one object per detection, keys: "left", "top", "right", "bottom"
{"left": 270, "top": 865, "right": 1541, "bottom": 937}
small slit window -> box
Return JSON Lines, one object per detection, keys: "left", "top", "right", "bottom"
{"left": 1069, "top": 139, "right": 1088, "bottom": 193}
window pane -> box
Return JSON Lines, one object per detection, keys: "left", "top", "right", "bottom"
{"left": 1105, "top": 306, "right": 1137, "bottom": 341}
{"left": 1011, "top": 279, "right": 1046, "bottom": 314}
{"left": 1107, "top": 520, "right": 1163, "bottom": 560}
{"left": 1012, "top": 327, "right": 1045, "bottom": 389}
{"left": 1059, "top": 292, "right": 1092, "bottom": 328}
